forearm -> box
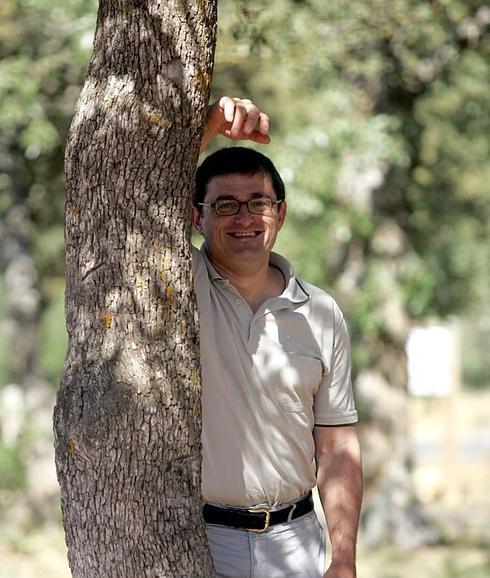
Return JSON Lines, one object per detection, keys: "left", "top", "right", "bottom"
{"left": 200, "top": 105, "right": 218, "bottom": 152}
{"left": 315, "top": 426, "right": 363, "bottom": 572}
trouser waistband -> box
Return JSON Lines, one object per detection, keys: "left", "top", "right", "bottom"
{"left": 202, "top": 491, "right": 314, "bottom": 533}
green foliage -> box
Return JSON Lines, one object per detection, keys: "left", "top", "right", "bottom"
{"left": 0, "top": 0, "right": 96, "bottom": 393}
{"left": 0, "top": 278, "right": 7, "bottom": 387}
{"left": 405, "top": 47, "right": 490, "bottom": 316}
{"left": 0, "top": 0, "right": 488, "bottom": 399}
{"left": 0, "top": 441, "right": 26, "bottom": 491}
{"left": 462, "top": 309, "right": 490, "bottom": 390}
{"left": 39, "top": 279, "right": 67, "bottom": 386}
{"left": 215, "top": 0, "right": 490, "bottom": 385}
{"left": 0, "top": 0, "right": 97, "bottom": 278}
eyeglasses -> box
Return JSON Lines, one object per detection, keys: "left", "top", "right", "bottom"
{"left": 198, "top": 197, "right": 283, "bottom": 216}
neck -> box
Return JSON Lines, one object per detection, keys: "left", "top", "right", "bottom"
{"left": 209, "top": 253, "right": 284, "bottom": 313}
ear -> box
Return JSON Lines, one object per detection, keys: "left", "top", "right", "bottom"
{"left": 277, "top": 200, "right": 287, "bottom": 230}
{"left": 191, "top": 206, "right": 204, "bottom": 234}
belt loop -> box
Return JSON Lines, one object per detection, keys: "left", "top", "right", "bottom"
{"left": 286, "top": 502, "right": 297, "bottom": 522}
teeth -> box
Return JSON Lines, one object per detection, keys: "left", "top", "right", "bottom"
{"left": 231, "top": 231, "right": 260, "bottom": 237}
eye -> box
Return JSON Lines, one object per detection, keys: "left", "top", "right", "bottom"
{"left": 216, "top": 199, "right": 238, "bottom": 214}
{"left": 249, "top": 198, "right": 272, "bottom": 212}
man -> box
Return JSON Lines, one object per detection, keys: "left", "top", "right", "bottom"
{"left": 192, "top": 97, "right": 362, "bottom": 578}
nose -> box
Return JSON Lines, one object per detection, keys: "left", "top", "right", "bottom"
{"left": 233, "top": 203, "right": 254, "bottom": 225}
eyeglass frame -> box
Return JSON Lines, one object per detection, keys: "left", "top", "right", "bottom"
{"left": 197, "top": 197, "right": 283, "bottom": 216}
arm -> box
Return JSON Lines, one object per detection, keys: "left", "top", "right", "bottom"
{"left": 314, "top": 425, "right": 363, "bottom": 578}
{"left": 200, "top": 96, "right": 270, "bottom": 152}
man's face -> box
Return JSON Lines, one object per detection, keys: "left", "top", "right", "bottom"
{"left": 191, "top": 172, "right": 287, "bottom": 270}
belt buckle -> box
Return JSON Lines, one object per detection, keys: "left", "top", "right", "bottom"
{"left": 247, "top": 507, "right": 271, "bottom": 533}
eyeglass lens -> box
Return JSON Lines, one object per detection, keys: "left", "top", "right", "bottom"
{"left": 216, "top": 198, "right": 273, "bottom": 215}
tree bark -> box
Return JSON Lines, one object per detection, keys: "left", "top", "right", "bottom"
{"left": 53, "top": 1, "right": 217, "bottom": 576}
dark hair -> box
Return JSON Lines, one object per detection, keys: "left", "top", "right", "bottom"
{"left": 194, "top": 146, "right": 286, "bottom": 208}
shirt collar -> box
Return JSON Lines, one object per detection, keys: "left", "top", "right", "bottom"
{"left": 200, "top": 245, "right": 225, "bottom": 282}
{"left": 269, "top": 251, "right": 310, "bottom": 304}
{"left": 199, "top": 245, "right": 309, "bottom": 305}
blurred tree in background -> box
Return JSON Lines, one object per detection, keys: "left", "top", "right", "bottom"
{"left": 0, "top": 0, "right": 488, "bottom": 548}
{"left": 0, "top": 0, "right": 97, "bottom": 526}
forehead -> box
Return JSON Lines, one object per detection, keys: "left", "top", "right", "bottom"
{"left": 204, "top": 172, "right": 276, "bottom": 201}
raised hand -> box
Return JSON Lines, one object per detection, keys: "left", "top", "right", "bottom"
{"left": 200, "top": 96, "right": 270, "bottom": 151}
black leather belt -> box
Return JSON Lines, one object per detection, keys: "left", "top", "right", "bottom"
{"left": 202, "top": 491, "right": 314, "bottom": 533}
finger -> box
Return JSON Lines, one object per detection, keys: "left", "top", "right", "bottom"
{"left": 243, "top": 106, "right": 260, "bottom": 135}
{"left": 221, "top": 128, "right": 271, "bottom": 144}
{"left": 219, "top": 96, "right": 236, "bottom": 123}
{"left": 258, "top": 112, "right": 270, "bottom": 136}
{"left": 230, "top": 97, "right": 258, "bottom": 134}
{"left": 230, "top": 103, "right": 247, "bottom": 137}
{"left": 249, "top": 131, "right": 271, "bottom": 144}
{"left": 233, "top": 97, "right": 252, "bottom": 105}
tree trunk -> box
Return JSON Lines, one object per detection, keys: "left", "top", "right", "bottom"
{"left": 53, "top": 1, "right": 217, "bottom": 576}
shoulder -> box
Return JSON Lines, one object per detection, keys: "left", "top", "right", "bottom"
{"left": 191, "top": 244, "right": 207, "bottom": 279}
{"left": 298, "top": 278, "right": 346, "bottom": 326}
{"left": 191, "top": 244, "right": 200, "bottom": 262}
{"left": 271, "top": 250, "right": 348, "bottom": 329}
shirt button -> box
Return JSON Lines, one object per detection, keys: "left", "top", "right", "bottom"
{"left": 235, "top": 298, "right": 242, "bottom": 304}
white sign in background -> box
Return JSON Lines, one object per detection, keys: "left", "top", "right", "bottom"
{"left": 406, "top": 323, "right": 460, "bottom": 397}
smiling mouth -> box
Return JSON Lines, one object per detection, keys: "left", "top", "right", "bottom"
{"left": 228, "top": 231, "right": 263, "bottom": 238}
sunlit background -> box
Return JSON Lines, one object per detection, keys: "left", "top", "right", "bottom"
{"left": 0, "top": 0, "right": 489, "bottom": 576}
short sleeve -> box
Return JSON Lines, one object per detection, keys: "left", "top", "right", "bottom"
{"left": 313, "top": 305, "right": 358, "bottom": 425}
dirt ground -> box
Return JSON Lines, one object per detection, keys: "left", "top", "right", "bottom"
{"left": 1, "top": 391, "right": 488, "bottom": 578}
{"left": 1, "top": 527, "right": 488, "bottom": 578}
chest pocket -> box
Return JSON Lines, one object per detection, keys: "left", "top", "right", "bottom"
{"left": 276, "top": 352, "right": 323, "bottom": 412}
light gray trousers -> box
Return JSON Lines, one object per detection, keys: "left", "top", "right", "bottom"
{"left": 205, "top": 511, "right": 326, "bottom": 578}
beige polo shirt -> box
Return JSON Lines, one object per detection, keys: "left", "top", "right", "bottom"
{"left": 192, "top": 245, "right": 358, "bottom": 508}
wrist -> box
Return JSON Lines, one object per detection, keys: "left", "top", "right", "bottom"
{"left": 325, "top": 557, "right": 356, "bottom": 578}
{"left": 200, "top": 125, "right": 217, "bottom": 152}
{"left": 330, "top": 537, "right": 357, "bottom": 566}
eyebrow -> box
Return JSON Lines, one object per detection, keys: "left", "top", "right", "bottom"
{"left": 214, "top": 192, "right": 272, "bottom": 201}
